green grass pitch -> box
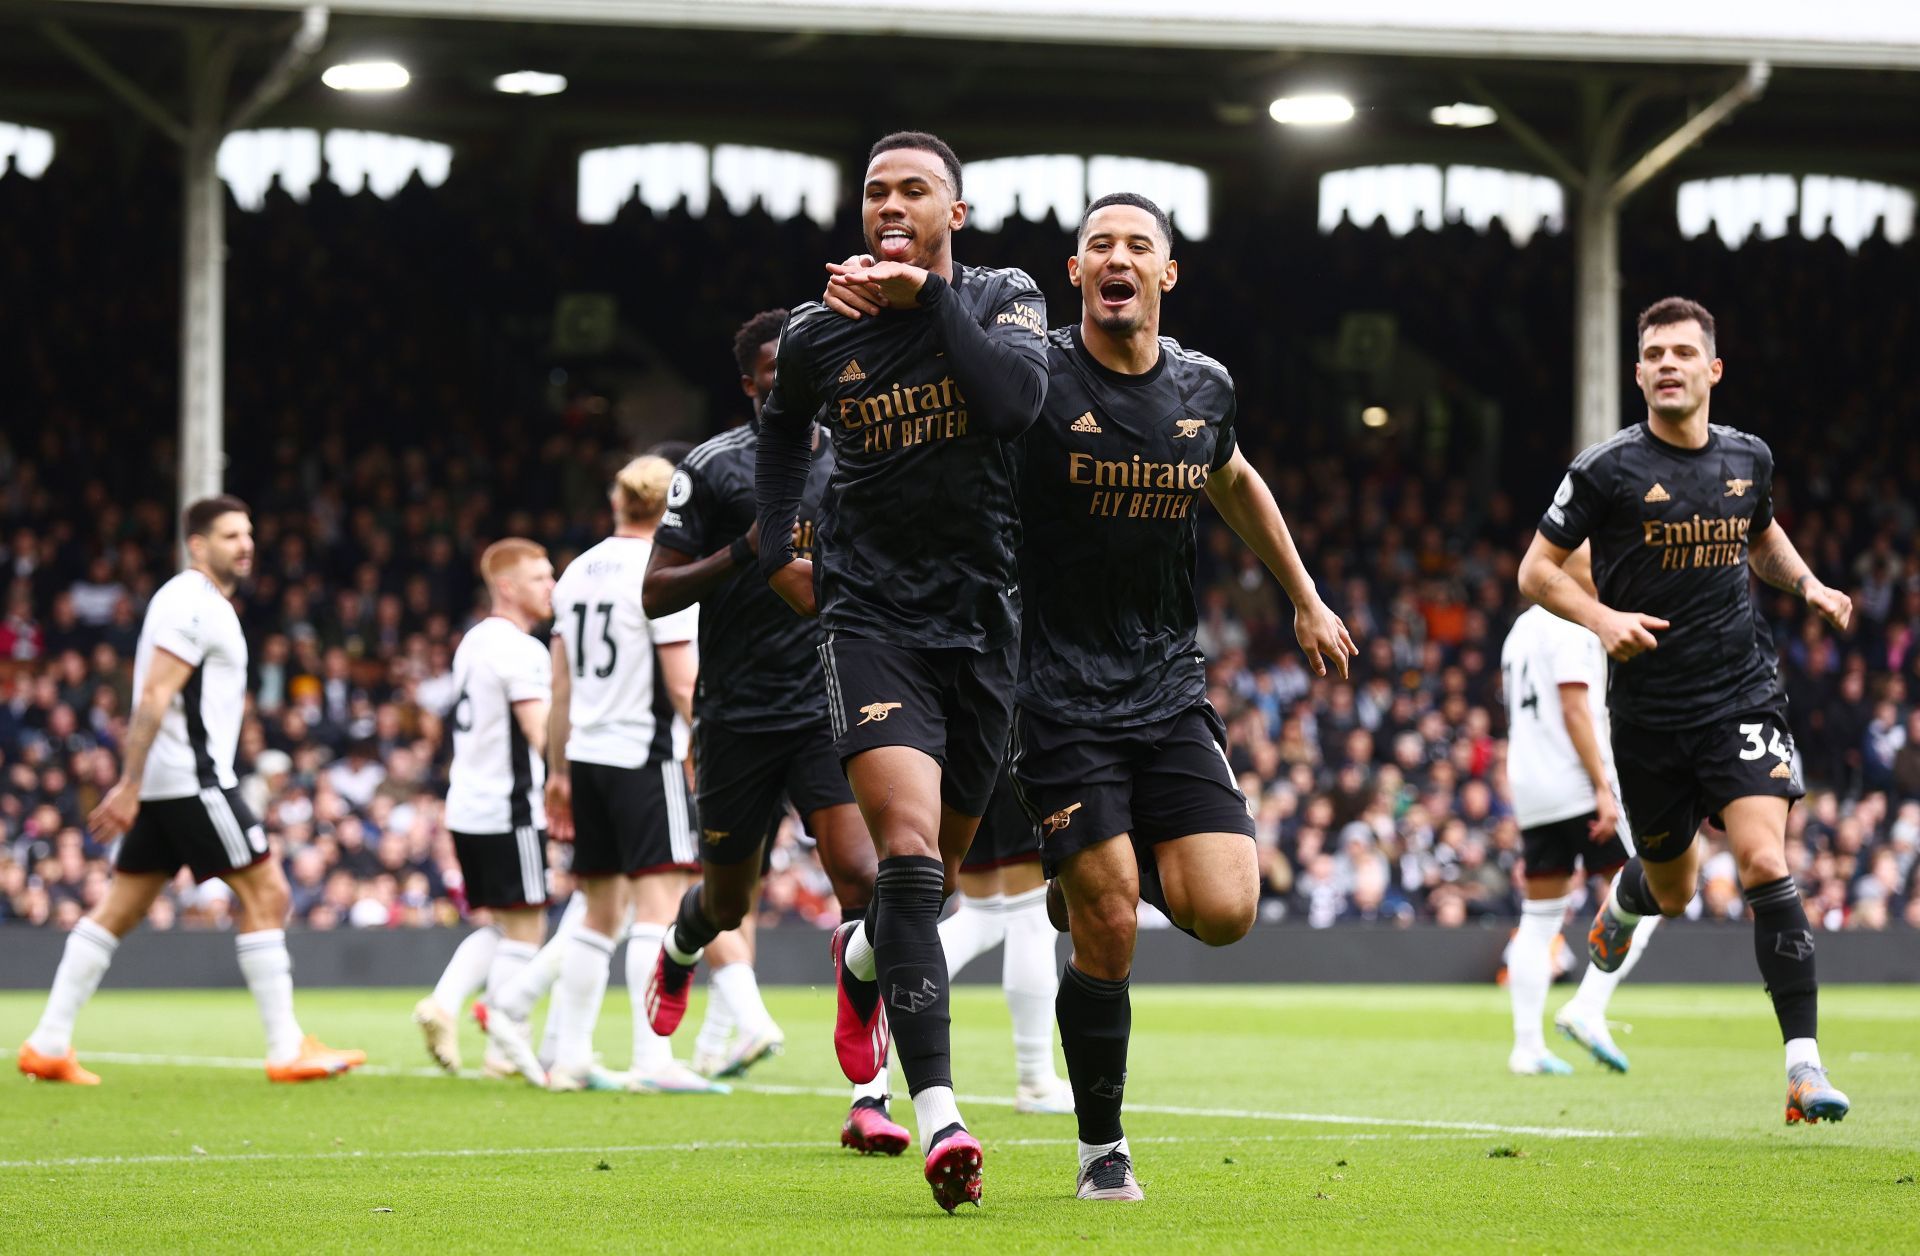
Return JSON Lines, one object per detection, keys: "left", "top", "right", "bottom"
{"left": 3, "top": 982, "right": 1916, "bottom": 1253}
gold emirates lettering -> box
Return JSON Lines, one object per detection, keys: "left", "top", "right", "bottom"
{"left": 1068, "top": 452, "right": 1211, "bottom": 492}
{"left": 836, "top": 376, "right": 964, "bottom": 429}
{"left": 1640, "top": 515, "right": 1752, "bottom": 547}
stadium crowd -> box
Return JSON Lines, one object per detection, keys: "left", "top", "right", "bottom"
{"left": 4, "top": 153, "right": 1918, "bottom": 934}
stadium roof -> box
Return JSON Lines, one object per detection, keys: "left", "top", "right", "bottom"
{"left": 3, "top": 1, "right": 1916, "bottom": 193}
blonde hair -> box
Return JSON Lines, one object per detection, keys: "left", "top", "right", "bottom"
{"left": 479, "top": 537, "right": 547, "bottom": 590}
{"left": 613, "top": 455, "right": 674, "bottom": 525}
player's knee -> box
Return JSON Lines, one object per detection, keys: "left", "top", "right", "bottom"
{"left": 1735, "top": 850, "right": 1789, "bottom": 887}
{"left": 1190, "top": 894, "right": 1256, "bottom": 947}
{"left": 703, "top": 889, "right": 752, "bottom": 932}
{"left": 1650, "top": 883, "right": 1693, "bottom": 918}
{"left": 1078, "top": 892, "right": 1138, "bottom": 949}
{"left": 243, "top": 882, "right": 291, "bottom": 929}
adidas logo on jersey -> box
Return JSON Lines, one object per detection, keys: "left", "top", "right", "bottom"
{"left": 1070, "top": 412, "right": 1102, "bottom": 434}
{"left": 1643, "top": 483, "right": 1671, "bottom": 503}
{"left": 1770, "top": 761, "right": 1794, "bottom": 779}
{"left": 837, "top": 359, "right": 867, "bottom": 384}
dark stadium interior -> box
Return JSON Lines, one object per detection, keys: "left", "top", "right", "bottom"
{"left": 2, "top": 6, "right": 1918, "bottom": 935}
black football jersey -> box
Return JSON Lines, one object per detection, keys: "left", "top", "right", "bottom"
{"left": 755, "top": 264, "right": 1049, "bottom": 651}
{"left": 655, "top": 424, "right": 835, "bottom": 732}
{"left": 1016, "top": 327, "right": 1237, "bottom": 726}
{"left": 1537, "top": 420, "right": 1785, "bottom": 730}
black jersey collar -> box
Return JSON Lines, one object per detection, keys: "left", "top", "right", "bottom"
{"left": 1639, "top": 419, "right": 1716, "bottom": 458}
{"left": 1070, "top": 325, "right": 1168, "bottom": 389}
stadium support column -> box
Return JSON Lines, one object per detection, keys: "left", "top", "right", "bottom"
{"left": 1572, "top": 172, "right": 1621, "bottom": 454}
{"left": 1573, "top": 62, "right": 1771, "bottom": 453}
{"left": 41, "top": 10, "right": 328, "bottom": 550}
{"left": 180, "top": 31, "right": 235, "bottom": 513}
{"left": 1470, "top": 63, "right": 1769, "bottom": 454}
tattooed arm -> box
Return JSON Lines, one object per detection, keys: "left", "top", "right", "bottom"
{"left": 1749, "top": 522, "right": 1852, "bottom": 629}
{"left": 1518, "top": 532, "right": 1670, "bottom": 663}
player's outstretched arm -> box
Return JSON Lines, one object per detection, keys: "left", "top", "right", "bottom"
{"left": 545, "top": 639, "right": 573, "bottom": 842}
{"left": 1204, "top": 449, "right": 1355, "bottom": 679}
{"left": 1518, "top": 532, "right": 1667, "bottom": 663}
{"left": 1749, "top": 522, "right": 1852, "bottom": 631}
{"left": 87, "top": 645, "right": 194, "bottom": 840}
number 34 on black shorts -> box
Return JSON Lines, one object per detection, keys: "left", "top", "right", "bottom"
{"left": 1610, "top": 706, "right": 1804, "bottom": 863}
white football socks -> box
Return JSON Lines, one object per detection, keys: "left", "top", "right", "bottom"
{"left": 551, "top": 927, "right": 616, "bottom": 1076}
{"left": 938, "top": 892, "right": 1006, "bottom": 977}
{"left": 27, "top": 918, "right": 118, "bottom": 1057}
{"left": 912, "top": 1085, "right": 964, "bottom": 1154}
{"left": 625, "top": 923, "right": 673, "bottom": 1075}
{"left": 694, "top": 971, "right": 737, "bottom": 1063}
{"left": 1078, "top": 1136, "right": 1132, "bottom": 1170}
{"left": 1509, "top": 896, "right": 1568, "bottom": 1056}
{"left": 430, "top": 925, "right": 499, "bottom": 1013}
{"left": 235, "top": 929, "right": 305, "bottom": 1064}
{"left": 1786, "top": 1037, "right": 1823, "bottom": 1074}
{"left": 1000, "top": 886, "right": 1063, "bottom": 1087}
{"left": 844, "top": 918, "right": 878, "bottom": 982}
{"left": 711, "top": 962, "right": 776, "bottom": 1038}
{"left": 486, "top": 940, "right": 539, "bottom": 1017}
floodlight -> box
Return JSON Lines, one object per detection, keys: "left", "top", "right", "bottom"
{"left": 1431, "top": 103, "right": 1497, "bottom": 128}
{"left": 322, "top": 61, "right": 410, "bottom": 92}
{"left": 1360, "top": 406, "right": 1390, "bottom": 428}
{"left": 494, "top": 71, "right": 567, "bottom": 96}
{"left": 1269, "top": 95, "right": 1354, "bottom": 127}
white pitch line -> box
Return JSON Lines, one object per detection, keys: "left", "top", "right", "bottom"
{"left": 69, "top": 1051, "right": 1639, "bottom": 1140}
{"left": 0, "top": 1131, "right": 1499, "bottom": 1173}
{"left": 741, "top": 1082, "right": 1636, "bottom": 1139}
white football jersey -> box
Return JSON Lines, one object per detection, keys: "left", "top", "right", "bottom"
{"left": 445, "top": 616, "right": 551, "bottom": 833}
{"left": 1501, "top": 604, "right": 1620, "bottom": 830}
{"left": 550, "top": 536, "right": 698, "bottom": 769}
{"left": 135, "top": 570, "right": 249, "bottom": 800}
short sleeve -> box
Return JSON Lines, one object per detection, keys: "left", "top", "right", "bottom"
{"left": 1545, "top": 619, "right": 1600, "bottom": 689}
{"left": 655, "top": 462, "right": 712, "bottom": 557}
{"left": 1538, "top": 460, "right": 1610, "bottom": 549}
{"left": 1211, "top": 389, "right": 1238, "bottom": 473}
{"left": 548, "top": 569, "right": 576, "bottom": 645}
{"left": 649, "top": 603, "right": 698, "bottom": 647}
{"left": 149, "top": 585, "right": 210, "bottom": 667}
{"left": 1748, "top": 438, "right": 1776, "bottom": 535}
{"left": 505, "top": 637, "right": 551, "bottom": 704}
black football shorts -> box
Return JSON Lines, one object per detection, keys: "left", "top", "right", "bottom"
{"left": 692, "top": 719, "right": 855, "bottom": 867}
{"left": 1520, "top": 812, "right": 1630, "bottom": 880}
{"left": 566, "top": 758, "right": 699, "bottom": 879}
{"left": 816, "top": 632, "right": 1016, "bottom": 817}
{"left": 1008, "top": 701, "right": 1254, "bottom": 878}
{"left": 115, "top": 787, "right": 270, "bottom": 884}
{"left": 1611, "top": 704, "right": 1805, "bottom": 864}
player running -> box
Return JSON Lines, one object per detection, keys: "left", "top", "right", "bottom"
{"left": 1501, "top": 542, "right": 1657, "bottom": 1076}
{"left": 750, "top": 131, "right": 1051, "bottom": 1208}
{"left": 1519, "top": 296, "right": 1852, "bottom": 1124}
{"left": 479, "top": 456, "right": 727, "bottom": 1094}
{"left": 1008, "top": 193, "right": 1350, "bottom": 1200}
{"left": 20, "top": 496, "right": 363, "bottom": 1085}
{"left": 938, "top": 767, "right": 1074, "bottom": 1114}
{"left": 418, "top": 539, "right": 556, "bottom": 1077}
{"left": 642, "top": 311, "right": 907, "bottom": 1152}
